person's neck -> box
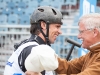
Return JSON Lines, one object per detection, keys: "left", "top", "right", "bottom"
{"left": 38, "top": 33, "right": 46, "bottom": 42}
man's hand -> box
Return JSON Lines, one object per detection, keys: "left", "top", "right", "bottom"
{"left": 25, "top": 71, "right": 42, "bottom": 75}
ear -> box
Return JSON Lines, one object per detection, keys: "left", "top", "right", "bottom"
{"left": 93, "top": 28, "right": 99, "bottom": 37}
{"left": 40, "top": 21, "right": 46, "bottom": 29}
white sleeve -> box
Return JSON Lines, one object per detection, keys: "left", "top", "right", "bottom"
{"left": 25, "top": 44, "right": 58, "bottom": 72}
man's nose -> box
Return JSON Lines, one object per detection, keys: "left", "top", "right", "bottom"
{"left": 77, "top": 33, "right": 81, "bottom": 39}
{"left": 59, "top": 29, "right": 62, "bottom": 34}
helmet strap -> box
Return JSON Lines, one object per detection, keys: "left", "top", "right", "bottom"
{"left": 45, "top": 22, "right": 51, "bottom": 46}
{"left": 38, "top": 21, "right": 51, "bottom": 46}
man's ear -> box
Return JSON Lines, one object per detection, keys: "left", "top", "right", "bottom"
{"left": 40, "top": 21, "right": 46, "bottom": 29}
{"left": 93, "top": 28, "right": 99, "bottom": 37}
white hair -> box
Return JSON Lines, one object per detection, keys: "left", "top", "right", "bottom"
{"left": 79, "top": 13, "right": 100, "bottom": 32}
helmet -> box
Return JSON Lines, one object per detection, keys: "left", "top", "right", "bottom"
{"left": 30, "top": 6, "right": 62, "bottom": 24}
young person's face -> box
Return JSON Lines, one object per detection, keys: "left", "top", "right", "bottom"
{"left": 49, "top": 24, "right": 62, "bottom": 44}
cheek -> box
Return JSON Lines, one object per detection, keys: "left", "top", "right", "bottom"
{"left": 83, "top": 35, "right": 91, "bottom": 42}
{"left": 49, "top": 32, "right": 55, "bottom": 38}
{"left": 49, "top": 31, "right": 56, "bottom": 40}
{"left": 83, "top": 36, "right": 93, "bottom": 46}
{"left": 49, "top": 28, "right": 56, "bottom": 34}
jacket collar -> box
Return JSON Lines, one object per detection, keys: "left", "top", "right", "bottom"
{"left": 88, "top": 42, "right": 100, "bottom": 53}
{"left": 29, "top": 34, "right": 46, "bottom": 45}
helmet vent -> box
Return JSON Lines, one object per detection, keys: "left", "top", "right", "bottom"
{"left": 38, "top": 8, "right": 44, "bottom": 12}
{"left": 52, "top": 9, "right": 57, "bottom": 15}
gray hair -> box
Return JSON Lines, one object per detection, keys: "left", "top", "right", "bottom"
{"left": 78, "top": 13, "right": 100, "bottom": 32}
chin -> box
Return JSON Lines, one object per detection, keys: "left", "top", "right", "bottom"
{"left": 81, "top": 44, "right": 86, "bottom": 48}
{"left": 82, "top": 45, "right": 88, "bottom": 49}
{"left": 50, "top": 41, "right": 55, "bottom": 44}
{"left": 51, "top": 42, "right": 54, "bottom": 44}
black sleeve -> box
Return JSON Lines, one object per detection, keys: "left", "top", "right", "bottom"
{"left": 18, "top": 45, "right": 37, "bottom": 72}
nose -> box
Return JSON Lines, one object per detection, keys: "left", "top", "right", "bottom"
{"left": 77, "top": 33, "right": 81, "bottom": 39}
{"left": 58, "top": 29, "right": 62, "bottom": 34}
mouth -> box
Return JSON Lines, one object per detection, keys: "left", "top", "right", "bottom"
{"left": 54, "top": 35, "right": 58, "bottom": 39}
{"left": 79, "top": 39, "right": 83, "bottom": 44}
{"left": 80, "top": 39, "right": 83, "bottom": 41}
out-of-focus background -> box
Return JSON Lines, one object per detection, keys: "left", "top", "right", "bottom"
{"left": 0, "top": 0, "right": 100, "bottom": 75}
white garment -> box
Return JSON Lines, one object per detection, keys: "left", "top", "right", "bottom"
{"left": 25, "top": 45, "right": 58, "bottom": 72}
{"left": 4, "top": 42, "right": 39, "bottom": 75}
{"left": 4, "top": 42, "right": 54, "bottom": 75}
